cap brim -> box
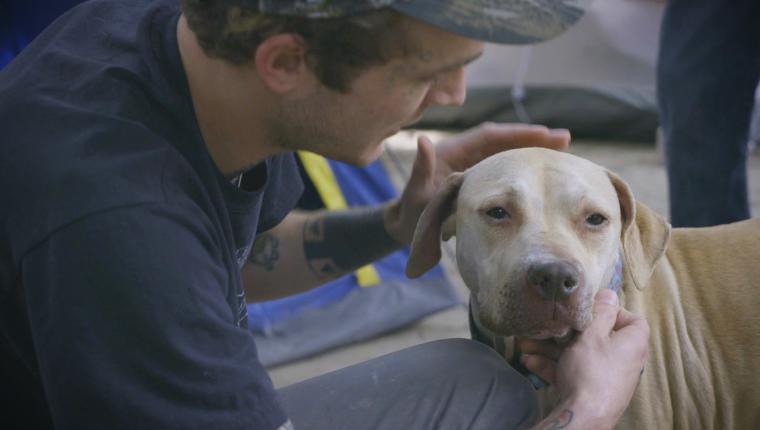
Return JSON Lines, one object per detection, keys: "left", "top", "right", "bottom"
{"left": 392, "top": 0, "right": 590, "bottom": 45}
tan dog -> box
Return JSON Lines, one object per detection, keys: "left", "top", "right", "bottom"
{"left": 406, "top": 147, "right": 760, "bottom": 429}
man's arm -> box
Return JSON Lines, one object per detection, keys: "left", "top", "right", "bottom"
{"left": 242, "top": 204, "right": 403, "bottom": 302}
{"left": 22, "top": 203, "right": 289, "bottom": 428}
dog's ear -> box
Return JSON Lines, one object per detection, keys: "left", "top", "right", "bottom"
{"left": 607, "top": 170, "right": 671, "bottom": 290}
{"left": 441, "top": 214, "right": 456, "bottom": 241}
{"left": 406, "top": 172, "right": 464, "bottom": 278}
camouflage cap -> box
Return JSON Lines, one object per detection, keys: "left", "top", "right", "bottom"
{"left": 254, "top": 0, "right": 592, "bottom": 44}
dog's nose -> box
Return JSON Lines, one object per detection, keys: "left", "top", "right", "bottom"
{"left": 527, "top": 261, "right": 580, "bottom": 299}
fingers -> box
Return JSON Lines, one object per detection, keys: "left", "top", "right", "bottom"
{"left": 516, "top": 338, "right": 563, "bottom": 361}
{"left": 409, "top": 135, "right": 436, "bottom": 188}
{"left": 613, "top": 307, "right": 646, "bottom": 333}
{"left": 516, "top": 337, "right": 565, "bottom": 387}
{"left": 459, "top": 123, "right": 570, "bottom": 166}
{"left": 520, "top": 354, "right": 557, "bottom": 385}
{"left": 481, "top": 123, "right": 571, "bottom": 151}
{"left": 438, "top": 123, "right": 571, "bottom": 172}
{"left": 584, "top": 289, "right": 620, "bottom": 337}
{"left": 611, "top": 308, "right": 650, "bottom": 361}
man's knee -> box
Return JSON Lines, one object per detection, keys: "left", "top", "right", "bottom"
{"left": 279, "top": 339, "right": 538, "bottom": 429}
{"left": 412, "top": 339, "right": 539, "bottom": 426}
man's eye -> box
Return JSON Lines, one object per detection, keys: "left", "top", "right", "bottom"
{"left": 586, "top": 213, "right": 607, "bottom": 226}
{"left": 486, "top": 207, "right": 510, "bottom": 220}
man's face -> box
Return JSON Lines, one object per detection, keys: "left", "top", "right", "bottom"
{"left": 277, "top": 18, "right": 485, "bottom": 165}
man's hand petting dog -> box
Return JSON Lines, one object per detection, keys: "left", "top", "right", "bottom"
{"left": 520, "top": 289, "right": 650, "bottom": 429}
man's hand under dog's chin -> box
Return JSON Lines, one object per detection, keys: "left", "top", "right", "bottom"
{"left": 519, "top": 290, "right": 649, "bottom": 429}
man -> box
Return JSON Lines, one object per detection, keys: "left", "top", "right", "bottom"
{"left": 0, "top": 0, "right": 648, "bottom": 429}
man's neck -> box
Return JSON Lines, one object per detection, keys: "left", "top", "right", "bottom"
{"left": 176, "top": 15, "right": 277, "bottom": 178}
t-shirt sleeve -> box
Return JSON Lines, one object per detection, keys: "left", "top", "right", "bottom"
{"left": 21, "top": 202, "right": 288, "bottom": 430}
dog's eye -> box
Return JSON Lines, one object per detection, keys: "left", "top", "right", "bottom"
{"left": 486, "top": 207, "right": 510, "bottom": 220}
{"left": 586, "top": 213, "right": 607, "bottom": 226}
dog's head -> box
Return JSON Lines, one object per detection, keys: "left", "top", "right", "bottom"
{"left": 407, "top": 148, "right": 670, "bottom": 339}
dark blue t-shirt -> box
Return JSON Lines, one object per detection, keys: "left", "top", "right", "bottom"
{"left": 0, "top": 0, "right": 303, "bottom": 428}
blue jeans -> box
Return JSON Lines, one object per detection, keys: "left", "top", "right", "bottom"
{"left": 657, "top": 0, "right": 760, "bottom": 227}
{"left": 277, "top": 339, "right": 538, "bottom": 429}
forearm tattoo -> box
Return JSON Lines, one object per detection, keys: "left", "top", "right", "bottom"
{"left": 249, "top": 234, "right": 280, "bottom": 271}
{"left": 303, "top": 207, "right": 401, "bottom": 280}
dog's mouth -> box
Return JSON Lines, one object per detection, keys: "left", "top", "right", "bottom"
{"left": 478, "top": 280, "right": 593, "bottom": 339}
{"left": 523, "top": 322, "right": 574, "bottom": 340}
{"left": 553, "top": 329, "right": 577, "bottom": 345}
{"left": 514, "top": 300, "right": 589, "bottom": 341}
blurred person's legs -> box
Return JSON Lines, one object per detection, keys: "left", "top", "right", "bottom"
{"left": 752, "top": 86, "right": 760, "bottom": 150}
{"left": 278, "top": 339, "right": 538, "bottom": 429}
{"left": 657, "top": 0, "right": 760, "bottom": 227}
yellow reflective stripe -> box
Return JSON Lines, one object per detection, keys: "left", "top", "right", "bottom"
{"left": 297, "top": 151, "right": 380, "bottom": 287}
{"left": 298, "top": 151, "right": 347, "bottom": 210}
{"left": 355, "top": 262, "right": 381, "bottom": 286}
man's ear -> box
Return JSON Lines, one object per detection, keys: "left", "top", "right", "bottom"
{"left": 406, "top": 172, "right": 464, "bottom": 278}
{"left": 254, "top": 33, "right": 309, "bottom": 93}
{"left": 606, "top": 170, "right": 671, "bottom": 290}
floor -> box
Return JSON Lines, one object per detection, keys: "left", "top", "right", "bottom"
{"left": 267, "top": 131, "right": 760, "bottom": 388}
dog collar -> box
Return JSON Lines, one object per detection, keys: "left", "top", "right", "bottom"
{"left": 606, "top": 250, "right": 624, "bottom": 295}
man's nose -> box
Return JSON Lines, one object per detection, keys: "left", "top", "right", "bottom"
{"left": 426, "top": 68, "right": 466, "bottom": 107}
{"left": 527, "top": 261, "right": 581, "bottom": 300}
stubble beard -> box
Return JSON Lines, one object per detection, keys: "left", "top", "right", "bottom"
{"left": 274, "top": 95, "right": 377, "bottom": 166}
{"left": 274, "top": 94, "right": 336, "bottom": 154}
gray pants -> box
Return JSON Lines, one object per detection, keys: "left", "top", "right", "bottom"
{"left": 277, "top": 339, "right": 538, "bottom": 430}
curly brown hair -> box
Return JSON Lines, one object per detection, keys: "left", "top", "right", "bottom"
{"left": 180, "top": 1, "right": 413, "bottom": 92}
